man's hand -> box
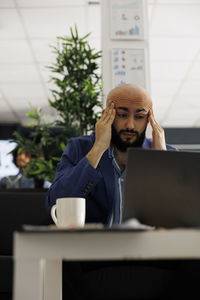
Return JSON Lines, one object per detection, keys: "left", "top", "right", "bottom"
{"left": 94, "top": 102, "right": 116, "bottom": 153}
{"left": 86, "top": 102, "right": 116, "bottom": 168}
{"left": 149, "top": 109, "right": 167, "bottom": 150}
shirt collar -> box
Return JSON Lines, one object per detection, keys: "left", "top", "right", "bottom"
{"left": 108, "top": 145, "right": 124, "bottom": 176}
{"left": 142, "top": 138, "right": 151, "bottom": 149}
{"left": 108, "top": 145, "right": 114, "bottom": 159}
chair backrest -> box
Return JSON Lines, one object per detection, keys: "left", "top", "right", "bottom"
{"left": 0, "top": 189, "right": 53, "bottom": 255}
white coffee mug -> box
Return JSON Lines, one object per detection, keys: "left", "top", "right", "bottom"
{"left": 51, "top": 197, "right": 85, "bottom": 228}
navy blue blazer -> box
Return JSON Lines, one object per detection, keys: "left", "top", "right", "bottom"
{"left": 46, "top": 132, "right": 176, "bottom": 225}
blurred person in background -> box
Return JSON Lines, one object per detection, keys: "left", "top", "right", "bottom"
{"left": 0, "top": 147, "right": 34, "bottom": 188}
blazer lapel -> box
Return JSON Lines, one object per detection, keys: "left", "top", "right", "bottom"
{"left": 98, "top": 150, "right": 115, "bottom": 212}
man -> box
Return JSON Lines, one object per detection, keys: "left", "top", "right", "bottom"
{"left": 46, "top": 84, "right": 180, "bottom": 299}
{"left": 0, "top": 148, "right": 34, "bottom": 189}
{"left": 46, "top": 83, "right": 175, "bottom": 225}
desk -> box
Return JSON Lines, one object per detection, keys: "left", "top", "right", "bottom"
{"left": 13, "top": 228, "right": 200, "bottom": 300}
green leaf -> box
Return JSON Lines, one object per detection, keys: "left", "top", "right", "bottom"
{"left": 27, "top": 120, "right": 37, "bottom": 127}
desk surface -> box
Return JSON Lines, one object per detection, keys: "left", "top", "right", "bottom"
{"left": 14, "top": 227, "right": 200, "bottom": 260}
{"left": 13, "top": 227, "right": 200, "bottom": 300}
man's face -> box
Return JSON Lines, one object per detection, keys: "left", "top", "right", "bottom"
{"left": 111, "top": 103, "right": 149, "bottom": 152}
{"left": 16, "top": 151, "right": 31, "bottom": 168}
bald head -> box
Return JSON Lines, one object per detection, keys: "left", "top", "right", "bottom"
{"left": 107, "top": 84, "right": 152, "bottom": 110}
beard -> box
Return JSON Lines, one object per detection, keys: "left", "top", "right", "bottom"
{"left": 111, "top": 125, "right": 147, "bottom": 152}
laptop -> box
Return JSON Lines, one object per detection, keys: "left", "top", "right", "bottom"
{"left": 123, "top": 148, "right": 200, "bottom": 228}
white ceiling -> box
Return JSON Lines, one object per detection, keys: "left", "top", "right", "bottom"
{"left": 0, "top": 0, "right": 200, "bottom": 127}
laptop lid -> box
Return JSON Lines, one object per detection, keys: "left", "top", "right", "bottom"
{"left": 123, "top": 148, "right": 200, "bottom": 228}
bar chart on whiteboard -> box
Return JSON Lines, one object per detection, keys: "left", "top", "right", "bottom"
{"left": 110, "top": 0, "right": 144, "bottom": 40}
{"left": 112, "top": 48, "right": 145, "bottom": 88}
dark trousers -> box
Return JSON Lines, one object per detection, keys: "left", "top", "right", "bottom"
{"left": 63, "top": 260, "right": 200, "bottom": 300}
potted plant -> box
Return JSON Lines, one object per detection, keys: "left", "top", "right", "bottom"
{"left": 12, "top": 25, "right": 103, "bottom": 187}
{"left": 48, "top": 25, "right": 102, "bottom": 135}
{"left": 12, "top": 105, "right": 63, "bottom": 188}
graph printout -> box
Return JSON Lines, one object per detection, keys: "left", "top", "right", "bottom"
{"left": 110, "top": 0, "right": 144, "bottom": 40}
{"left": 112, "top": 48, "right": 145, "bottom": 88}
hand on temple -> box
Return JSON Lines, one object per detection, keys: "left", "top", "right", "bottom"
{"left": 86, "top": 102, "right": 116, "bottom": 168}
{"left": 149, "top": 109, "right": 167, "bottom": 150}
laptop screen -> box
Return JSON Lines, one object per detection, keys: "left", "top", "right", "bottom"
{"left": 123, "top": 148, "right": 200, "bottom": 228}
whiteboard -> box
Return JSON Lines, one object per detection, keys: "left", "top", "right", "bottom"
{"left": 110, "top": 0, "right": 144, "bottom": 40}
{"left": 112, "top": 48, "right": 146, "bottom": 88}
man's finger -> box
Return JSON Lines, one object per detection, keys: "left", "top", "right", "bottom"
{"left": 108, "top": 107, "right": 116, "bottom": 124}
{"left": 149, "top": 109, "right": 161, "bottom": 131}
{"left": 102, "top": 103, "right": 115, "bottom": 123}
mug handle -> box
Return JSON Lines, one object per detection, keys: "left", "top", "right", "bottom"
{"left": 51, "top": 205, "right": 57, "bottom": 225}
